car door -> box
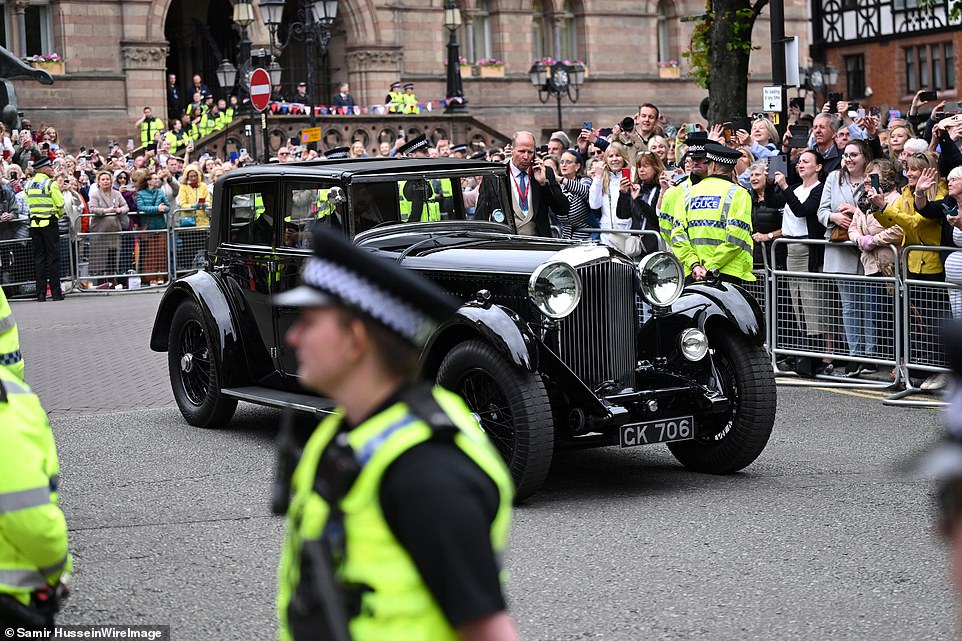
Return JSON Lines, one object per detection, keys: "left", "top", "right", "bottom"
{"left": 273, "top": 179, "right": 348, "bottom": 379}
{"left": 216, "top": 179, "right": 279, "bottom": 382}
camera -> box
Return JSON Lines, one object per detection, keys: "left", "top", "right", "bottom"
{"left": 620, "top": 116, "right": 635, "bottom": 133}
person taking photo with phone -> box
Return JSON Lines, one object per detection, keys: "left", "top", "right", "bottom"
{"left": 614, "top": 149, "right": 664, "bottom": 257}
{"left": 588, "top": 142, "right": 633, "bottom": 250}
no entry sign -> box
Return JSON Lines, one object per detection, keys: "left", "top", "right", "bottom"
{"left": 250, "top": 68, "right": 271, "bottom": 112}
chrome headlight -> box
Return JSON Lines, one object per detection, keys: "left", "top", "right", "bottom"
{"left": 679, "top": 328, "right": 709, "bottom": 361}
{"left": 637, "top": 251, "right": 684, "bottom": 308}
{"left": 528, "top": 261, "right": 582, "bottom": 319}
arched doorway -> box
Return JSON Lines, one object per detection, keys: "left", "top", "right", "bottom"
{"left": 165, "top": 0, "right": 241, "bottom": 101}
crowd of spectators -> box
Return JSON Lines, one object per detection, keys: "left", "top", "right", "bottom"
{"left": 0, "top": 83, "right": 959, "bottom": 388}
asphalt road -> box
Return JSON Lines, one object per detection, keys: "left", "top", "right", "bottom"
{"left": 11, "top": 292, "right": 956, "bottom": 641}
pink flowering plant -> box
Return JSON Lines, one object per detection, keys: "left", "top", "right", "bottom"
{"left": 24, "top": 53, "right": 63, "bottom": 63}
{"left": 657, "top": 60, "right": 679, "bottom": 68}
{"left": 476, "top": 57, "right": 504, "bottom": 67}
{"left": 444, "top": 56, "right": 469, "bottom": 66}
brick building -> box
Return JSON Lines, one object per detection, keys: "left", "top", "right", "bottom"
{"left": 812, "top": 0, "right": 961, "bottom": 116}
{"left": 4, "top": 0, "right": 811, "bottom": 150}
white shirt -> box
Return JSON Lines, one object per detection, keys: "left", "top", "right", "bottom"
{"left": 782, "top": 182, "right": 817, "bottom": 237}
{"left": 589, "top": 173, "right": 627, "bottom": 248}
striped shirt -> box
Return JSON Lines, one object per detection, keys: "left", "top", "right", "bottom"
{"left": 559, "top": 177, "right": 594, "bottom": 240}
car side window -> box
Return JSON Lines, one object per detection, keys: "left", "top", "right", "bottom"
{"left": 227, "top": 183, "right": 276, "bottom": 246}
{"left": 282, "top": 181, "right": 345, "bottom": 249}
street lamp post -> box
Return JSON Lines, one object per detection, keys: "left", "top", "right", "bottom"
{"left": 214, "top": 1, "right": 256, "bottom": 157}
{"left": 259, "top": 0, "right": 339, "bottom": 142}
{"left": 443, "top": 0, "right": 466, "bottom": 114}
{"left": 528, "top": 60, "right": 585, "bottom": 132}
{"left": 799, "top": 62, "right": 839, "bottom": 112}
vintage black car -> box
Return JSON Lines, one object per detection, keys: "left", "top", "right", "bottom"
{"left": 150, "top": 158, "right": 776, "bottom": 500}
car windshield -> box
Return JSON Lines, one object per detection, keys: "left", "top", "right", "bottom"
{"left": 351, "top": 173, "right": 513, "bottom": 234}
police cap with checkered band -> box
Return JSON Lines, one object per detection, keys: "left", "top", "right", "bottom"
{"left": 704, "top": 142, "right": 742, "bottom": 165}
{"left": 273, "top": 226, "right": 460, "bottom": 348}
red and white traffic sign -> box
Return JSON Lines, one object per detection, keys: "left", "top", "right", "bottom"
{"left": 250, "top": 68, "right": 271, "bottom": 112}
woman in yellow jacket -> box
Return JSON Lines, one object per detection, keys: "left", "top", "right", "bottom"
{"left": 869, "top": 152, "right": 947, "bottom": 277}
{"left": 175, "top": 163, "right": 210, "bottom": 226}
{"left": 867, "top": 152, "right": 950, "bottom": 390}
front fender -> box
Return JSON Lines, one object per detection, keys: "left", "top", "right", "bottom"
{"left": 149, "top": 271, "right": 248, "bottom": 386}
{"left": 421, "top": 301, "right": 539, "bottom": 376}
{"left": 639, "top": 281, "right": 765, "bottom": 350}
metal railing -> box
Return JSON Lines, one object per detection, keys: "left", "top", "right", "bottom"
{"left": 4, "top": 208, "right": 209, "bottom": 297}
{"left": 4, "top": 214, "right": 958, "bottom": 407}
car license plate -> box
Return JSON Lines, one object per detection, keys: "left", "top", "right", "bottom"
{"left": 619, "top": 416, "right": 695, "bottom": 448}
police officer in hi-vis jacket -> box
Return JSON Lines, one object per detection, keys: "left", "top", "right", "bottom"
{"left": 274, "top": 226, "right": 520, "bottom": 641}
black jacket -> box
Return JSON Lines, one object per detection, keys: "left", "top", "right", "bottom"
{"left": 614, "top": 182, "right": 661, "bottom": 255}
{"left": 475, "top": 171, "right": 568, "bottom": 237}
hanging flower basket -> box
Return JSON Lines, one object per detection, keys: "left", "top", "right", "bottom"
{"left": 658, "top": 60, "right": 680, "bottom": 79}
{"left": 25, "top": 53, "right": 64, "bottom": 75}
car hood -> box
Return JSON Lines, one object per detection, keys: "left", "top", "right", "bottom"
{"left": 393, "top": 238, "right": 616, "bottom": 275}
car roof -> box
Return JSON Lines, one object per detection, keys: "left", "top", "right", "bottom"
{"left": 222, "top": 157, "right": 505, "bottom": 182}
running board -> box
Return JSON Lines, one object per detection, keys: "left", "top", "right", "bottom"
{"left": 222, "top": 386, "right": 337, "bottom": 416}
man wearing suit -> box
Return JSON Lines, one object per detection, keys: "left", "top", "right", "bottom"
{"left": 475, "top": 131, "right": 567, "bottom": 236}
{"left": 332, "top": 82, "right": 356, "bottom": 110}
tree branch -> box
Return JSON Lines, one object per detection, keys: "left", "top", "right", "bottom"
{"left": 752, "top": 0, "right": 769, "bottom": 16}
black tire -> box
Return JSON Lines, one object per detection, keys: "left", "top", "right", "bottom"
{"left": 668, "top": 326, "right": 776, "bottom": 473}
{"left": 437, "top": 340, "right": 554, "bottom": 502}
{"left": 168, "top": 301, "right": 238, "bottom": 428}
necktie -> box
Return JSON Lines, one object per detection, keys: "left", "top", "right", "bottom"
{"left": 518, "top": 172, "right": 528, "bottom": 212}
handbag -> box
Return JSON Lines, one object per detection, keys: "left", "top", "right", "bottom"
{"left": 178, "top": 215, "right": 196, "bottom": 227}
{"left": 828, "top": 225, "right": 849, "bottom": 242}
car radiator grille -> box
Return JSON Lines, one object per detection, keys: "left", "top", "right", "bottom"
{"left": 557, "top": 260, "right": 637, "bottom": 391}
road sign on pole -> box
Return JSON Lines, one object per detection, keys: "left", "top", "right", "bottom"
{"left": 250, "top": 68, "right": 271, "bottom": 112}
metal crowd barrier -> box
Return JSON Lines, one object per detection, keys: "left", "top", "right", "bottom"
{"left": 0, "top": 233, "right": 75, "bottom": 298}
{"left": 3, "top": 208, "right": 211, "bottom": 297}
{"left": 768, "top": 238, "right": 902, "bottom": 390}
{"left": 884, "top": 244, "right": 961, "bottom": 407}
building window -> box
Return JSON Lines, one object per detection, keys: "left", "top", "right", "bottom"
{"left": 532, "top": 0, "right": 547, "bottom": 60}
{"left": 947, "top": 43, "right": 955, "bottom": 89}
{"left": 906, "top": 43, "right": 954, "bottom": 93}
{"left": 657, "top": 0, "right": 676, "bottom": 64}
{"left": 471, "top": 0, "right": 492, "bottom": 63}
{"left": 1, "top": 1, "right": 53, "bottom": 56}
{"left": 558, "top": 0, "right": 578, "bottom": 62}
{"left": 845, "top": 55, "right": 865, "bottom": 98}
{"left": 0, "top": 1, "right": 52, "bottom": 56}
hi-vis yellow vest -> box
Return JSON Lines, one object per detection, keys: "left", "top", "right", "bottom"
{"left": 671, "top": 175, "right": 755, "bottom": 281}
{"left": 398, "top": 180, "right": 445, "bottom": 222}
{"left": 0, "top": 367, "right": 72, "bottom": 607}
{"left": 25, "top": 174, "right": 64, "bottom": 229}
{"left": 0, "top": 288, "right": 23, "bottom": 380}
{"left": 277, "top": 386, "right": 513, "bottom": 641}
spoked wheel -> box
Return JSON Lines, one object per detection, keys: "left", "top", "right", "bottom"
{"left": 668, "top": 326, "right": 776, "bottom": 473}
{"left": 168, "top": 302, "right": 237, "bottom": 428}
{"left": 437, "top": 340, "right": 554, "bottom": 502}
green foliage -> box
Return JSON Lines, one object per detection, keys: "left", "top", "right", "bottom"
{"left": 683, "top": 3, "right": 761, "bottom": 90}
{"left": 919, "top": 0, "right": 962, "bottom": 21}
{"left": 683, "top": 10, "right": 713, "bottom": 89}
